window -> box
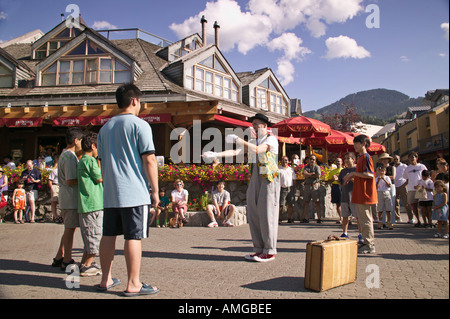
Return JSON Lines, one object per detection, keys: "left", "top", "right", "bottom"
{"left": 185, "top": 55, "right": 239, "bottom": 102}
{"left": 33, "top": 27, "right": 80, "bottom": 59}
{"left": 41, "top": 56, "right": 131, "bottom": 86}
{"left": 0, "top": 63, "right": 13, "bottom": 88}
{"left": 253, "top": 76, "right": 287, "bottom": 114}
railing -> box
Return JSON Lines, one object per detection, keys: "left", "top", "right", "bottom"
{"left": 418, "top": 131, "right": 449, "bottom": 153}
{"left": 96, "top": 28, "right": 173, "bottom": 47}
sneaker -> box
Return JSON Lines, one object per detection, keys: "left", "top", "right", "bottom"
{"left": 80, "top": 262, "right": 102, "bottom": 277}
{"left": 433, "top": 233, "right": 442, "bottom": 238}
{"left": 443, "top": 234, "right": 449, "bottom": 239}
{"left": 340, "top": 233, "right": 349, "bottom": 239}
{"left": 223, "top": 220, "right": 234, "bottom": 227}
{"left": 245, "top": 253, "right": 261, "bottom": 261}
{"left": 377, "top": 222, "right": 383, "bottom": 230}
{"left": 357, "top": 234, "right": 364, "bottom": 245}
{"left": 387, "top": 223, "right": 394, "bottom": 230}
{"left": 358, "top": 244, "right": 376, "bottom": 254}
{"left": 408, "top": 219, "right": 415, "bottom": 224}
{"left": 255, "top": 254, "right": 275, "bottom": 262}
{"left": 300, "top": 219, "right": 309, "bottom": 223}
{"left": 207, "top": 221, "right": 218, "bottom": 228}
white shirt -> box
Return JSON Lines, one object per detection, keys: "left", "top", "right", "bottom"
{"left": 171, "top": 189, "right": 188, "bottom": 203}
{"left": 376, "top": 176, "right": 391, "bottom": 192}
{"left": 394, "top": 163, "right": 408, "bottom": 187}
{"left": 403, "top": 163, "right": 428, "bottom": 191}
{"left": 417, "top": 179, "right": 434, "bottom": 201}
{"left": 278, "top": 166, "right": 296, "bottom": 188}
{"left": 257, "top": 135, "right": 279, "bottom": 154}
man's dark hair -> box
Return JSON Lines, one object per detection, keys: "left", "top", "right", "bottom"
{"left": 66, "top": 127, "right": 85, "bottom": 145}
{"left": 353, "top": 134, "right": 371, "bottom": 148}
{"left": 115, "top": 83, "right": 142, "bottom": 109}
{"left": 81, "top": 131, "right": 98, "bottom": 152}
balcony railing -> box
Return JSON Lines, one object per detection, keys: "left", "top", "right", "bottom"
{"left": 418, "top": 131, "right": 449, "bottom": 154}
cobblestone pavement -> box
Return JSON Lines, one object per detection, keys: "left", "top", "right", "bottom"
{"left": 0, "top": 212, "right": 448, "bottom": 303}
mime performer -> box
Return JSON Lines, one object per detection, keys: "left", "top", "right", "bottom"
{"left": 203, "top": 113, "right": 280, "bottom": 262}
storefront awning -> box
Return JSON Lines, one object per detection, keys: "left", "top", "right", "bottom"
{"left": 214, "top": 114, "right": 251, "bottom": 127}
{"left": 138, "top": 113, "right": 171, "bottom": 124}
{"left": 50, "top": 113, "right": 172, "bottom": 126}
{"left": 3, "top": 117, "right": 43, "bottom": 127}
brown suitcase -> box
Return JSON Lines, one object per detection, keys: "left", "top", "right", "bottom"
{"left": 305, "top": 236, "right": 358, "bottom": 292}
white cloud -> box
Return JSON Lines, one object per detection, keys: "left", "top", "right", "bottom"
{"left": 267, "top": 33, "right": 312, "bottom": 85}
{"left": 169, "top": 0, "right": 364, "bottom": 86}
{"left": 439, "top": 53, "right": 447, "bottom": 57}
{"left": 441, "top": 22, "right": 449, "bottom": 41}
{"left": 400, "top": 56, "right": 410, "bottom": 62}
{"left": 0, "top": 11, "right": 7, "bottom": 20}
{"left": 92, "top": 21, "right": 118, "bottom": 30}
{"left": 324, "top": 35, "right": 371, "bottom": 60}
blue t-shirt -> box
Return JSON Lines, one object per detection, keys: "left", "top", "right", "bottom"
{"left": 98, "top": 113, "right": 155, "bottom": 208}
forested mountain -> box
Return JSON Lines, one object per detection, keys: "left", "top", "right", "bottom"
{"left": 304, "top": 89, "right": 426, "bottom": 124}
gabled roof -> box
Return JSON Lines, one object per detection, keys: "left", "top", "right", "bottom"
{"left": 237, "top": 67, "right": 289, "bottom": 100}
{"left": 30, "top": 16, "right": 88, "bottom": 53}
{"left": 0, "top": 47, "right": 34, "bottom": 75}
{"left": 373, "top": 122, "right": 396, "bottom": 138}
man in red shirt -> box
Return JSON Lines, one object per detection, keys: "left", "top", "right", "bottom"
{"left": 344, "top": 135, "right": 377, "bottom": 254}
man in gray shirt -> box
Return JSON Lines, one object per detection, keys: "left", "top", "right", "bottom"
{"left": 302, "top": 155, "right": 322, "bottom": 223}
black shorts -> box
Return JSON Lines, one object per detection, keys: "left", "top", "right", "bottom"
{"left": 418, "top": 200, "right": 433, "bottom": 207}
{"left": 103, "top": 205, "right": 150, "bottom": 240}
{"left": 331, "top": 184, "right": 341, "bottom": 204}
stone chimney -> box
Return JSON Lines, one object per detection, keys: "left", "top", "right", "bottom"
{"left": 201, "top": 15, "right": 207, "bottom": 46}
{"left": 214, "top": 21, "right": 220, "bottom": 49}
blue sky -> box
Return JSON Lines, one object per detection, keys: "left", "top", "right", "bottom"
{"left": 0, "top": 0, "right": 448, "bottom": 113}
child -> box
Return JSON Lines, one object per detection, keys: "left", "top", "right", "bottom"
{"left": 153, "top": 187, "right": 169, "bottom": 228}
{"left": 432, "top": 180, "right": 448, "bottom": 239}
{"left": 417, "top": 170, "right": 434, "bottom": 228}
{"left": 77, "top": 131, "right": 103, "bottom": 277}
{"left": 343, "top": 135, "right": 377, "bottom": 254}
{"left": 338, "top": 152, "right": 363, "bottom": 243}
{"left": 376, "top": 166, "right": 394, "bottom": 230}
{"left": 205, "top": 181, "right": 236, "bottom": 227}
{"left": 12, "top": 181, "right": 26, "bottom": 224}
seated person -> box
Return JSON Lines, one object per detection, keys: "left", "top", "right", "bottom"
{"left": 171, "top": 179, "right": 189, "bottom": 227}
{"left": 205, "top": 181, "right": 236, "bottom": 227}
{"left": 151, "top": 187, "right": 169, "bottom": 228}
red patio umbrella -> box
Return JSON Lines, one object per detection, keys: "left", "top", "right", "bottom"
{"left": 343, "top": 132, "right": 386, "bottom": 155}
{"left": 273, "top": 116, "right": 331, "bottom": 138}
{"left": 302, "top": 130, "right": 354, "bottom": 149}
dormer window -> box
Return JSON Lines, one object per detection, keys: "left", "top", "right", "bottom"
{"left": 168, "top": 39, "right": 201, "bottom": 62}
{"left": 41, "top": 57, "right": 131, "bottom": 86}
{"left": 185, "top": 54, "right": 239, "bottom": 103}
{"left": 0, "top": 63, "right": 13, "bottom": 88}
{"left": 250, "top": 77, "right": 288, "bottom": 115}
{"left": 33, "top": 27, "right": 82, "bottom": 60}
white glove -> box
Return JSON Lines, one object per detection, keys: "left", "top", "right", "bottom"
{"left": 202, "top": 151, "right": 218, "bottom": 160}
{"left": 225, "top": 134, "right": 239, "bottom": 144}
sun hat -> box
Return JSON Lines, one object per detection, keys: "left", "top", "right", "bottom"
{"left": 378, "top": 153, "right": 393, "bottom": 162}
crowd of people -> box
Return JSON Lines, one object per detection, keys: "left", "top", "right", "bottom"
{"left": 0, "top": 84, "right": 448, "bottom": 294}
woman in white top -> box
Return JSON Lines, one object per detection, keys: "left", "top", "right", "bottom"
{"left": 171, "top": 179, "right": 189, "bottom": 227}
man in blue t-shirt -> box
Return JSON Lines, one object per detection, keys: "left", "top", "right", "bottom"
{"left": 97, "top": 84, "right": 160, "bottom": 296}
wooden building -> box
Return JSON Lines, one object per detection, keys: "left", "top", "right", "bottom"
{"left": 0, "top": 15, "right": 293, "bottom": 163}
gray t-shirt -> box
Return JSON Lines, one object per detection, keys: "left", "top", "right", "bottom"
{"left": 212, "top": 190, "right": 231, "bottom": 207}
{"left": 303, "top": 164, "right": 320, "bottom": 185}
{"left": 58, "top": 149, "right": 78, "bottom": 209}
